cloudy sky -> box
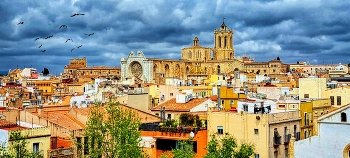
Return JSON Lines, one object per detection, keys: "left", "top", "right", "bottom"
{"left": 1, "top": 0, "right": 350, "bottom": 75}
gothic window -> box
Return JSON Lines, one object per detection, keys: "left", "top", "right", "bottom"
{"left": 164, "top": 64, "right": 170, "bottom": 78}
{"left": 224, "top": 36, "right": 227, "bottom": 48}
{"left": 218, "top": 37, "right": 221, "bottom": 48}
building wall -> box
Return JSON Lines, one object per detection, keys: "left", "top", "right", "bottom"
{"left": 207, "top": 111, "right": 270, "bottom": 158}
{"left": 299, "top": 78, "right": 326, "bottom": 99}
{"left": 299, "top": 101, "right": 313, "bottom": 139}
{"left": 158, "top": 85, "right": 180, "bottom": 104}
{"left": 323, "top": 87, "right": 350, "bottom": 106}
{"left": 141, "top": 129, "right": 208, "bottom": 158}
{"left": 128, "top": 93, "right": 151, "bottom": 112}
{"left": 257, "top": 87, "right": 282, "bottom": 100}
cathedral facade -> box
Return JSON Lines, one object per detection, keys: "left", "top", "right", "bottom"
{"left": 121, "top": 22, "right": 245, "bottom": 85}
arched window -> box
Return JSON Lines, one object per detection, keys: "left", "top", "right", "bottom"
{"left": 341, "top": 112, "right": 347, "bottom": 122}
{"left": 186, "top": 67, "right": 189, "bottom": 74}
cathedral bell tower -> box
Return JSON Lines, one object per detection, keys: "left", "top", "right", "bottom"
{"left": 213, "top": 19, "right": 234, "bottom": 60}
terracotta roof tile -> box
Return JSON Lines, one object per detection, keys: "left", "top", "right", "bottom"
{"left": 33, "top": 110, "right": 84, "bottom": 130}
{"left": 151, "top": 98, "right": 209, "bottom": 112}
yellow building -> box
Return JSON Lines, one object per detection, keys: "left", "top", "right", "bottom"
{"left": 323, "top": 87, "right": 350, "bottom": 107}
{"left": 207, "top": 109, "right": 301, "bottom": 158}
{"left": 8, "top": 127, "right": 51, "bottom": 158}
{"left": 298, "top": 98, "right": 331, "bottom": 139}
{"left": 8, "top": 68, "right": 22, "bottom": 82}
{"left": 35, "top": 80, "right": 54, "bottom": 103}
{"left": 217, "top": 86, "right": 246, "bottom": 110}
{"left": 299, "top": 78, "right": 327, "bottom": 99}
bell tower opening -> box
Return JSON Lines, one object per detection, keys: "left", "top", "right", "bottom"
{"left": 214, "top": 18, "right": 234, "bottom": 61}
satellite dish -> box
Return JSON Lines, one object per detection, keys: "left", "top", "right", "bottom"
{"left": 190, "top": 131, "right": 195, "bottom": 138}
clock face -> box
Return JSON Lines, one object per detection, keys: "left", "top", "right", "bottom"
{"left": 130, "top": 61, "right": 143, "bottom": 78}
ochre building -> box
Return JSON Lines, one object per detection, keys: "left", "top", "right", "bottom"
{"left": 63, "top": 57, "right": 121, "bottom": 80}
{"left": 121, "top": 22, "right": 245, "bottom": 85}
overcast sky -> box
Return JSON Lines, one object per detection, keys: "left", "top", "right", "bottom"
{"left": 1, "top": 0, "right": 350, "bottom": 75}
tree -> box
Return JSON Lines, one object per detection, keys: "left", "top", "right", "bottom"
{"left": 159, "top": 138, "right": 196, "bottom": 158}
{"left": 42, "top": 68, "right": 49, "bottom": 76}
{"left": 171, "top": 138, "right": 196, "bottom": 158}
{"left": 0, "top": 129, "right": 42, "bottom": 158}
{"left": 82, "top": 101, "right": 146, "bottom": 158}
{"left": 205, "top": 133, "right": 255, "bottom": 158}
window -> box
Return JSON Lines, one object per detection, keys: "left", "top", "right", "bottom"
{"left": 217, "top": 126, "right": 223, "bottom": 134}
{"left": 33, "top": 143, "right": 39, "bottom": 153}
{"left": 304, "top": 94, "right": 309, "bottom": 98}
{"left": 337, "top": 96, "right": 341, "bottom": 105}
{"left": 255, "top": 154, "right": 260, "bottom": 158}
{"left": 304, "top": 113, "right": 309, "bottom": 126}
{"left": 254, "top": 129, "right": 259, "bottom": 135}
{"left": 293, "top": 125, "right": 297, "bottom": 137}
{"left": 330, "top": 96, "right": 334, "bottom": 105}
{"left": 341, "top": 112, "right": 347, "bottom": 122}
{"left": 167, "top": 114, "right": 171, "bottom": 120}
{"left": 170, "top": 93, "right": 173, "bottom": 97}
{"left": 84, "top": 137, "right": 89, "bottom": 155}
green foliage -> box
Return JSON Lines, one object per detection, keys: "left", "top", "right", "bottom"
{"left": 172, "top": 138, "right": 196, "bottom": 158}
{"left": 82, "top": 101, "right": 147, "bottom": 158}
{"left": 159, "top": 138, "right": 196, "bottom": 158}
{"left": 0, "top": 130, "right": 43, "bottom": 158}
{"left": 179, "top": 113, "right": 201, "bottom": 127}
{"left": 204, "top": 133, "right": 255, "bottom": 158}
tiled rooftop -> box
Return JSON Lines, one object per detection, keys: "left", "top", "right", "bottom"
{"left": 33, "top": 110, "right": 85, "bottom": 130}
{"left": 151, "top": 98, "right": 209, "bottom": 112}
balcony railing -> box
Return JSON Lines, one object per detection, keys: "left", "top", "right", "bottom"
{"left": 139, "top": 123, "right": 206, "bottom": 134}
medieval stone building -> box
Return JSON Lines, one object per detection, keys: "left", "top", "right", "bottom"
{"left": 121, "top": 22, "right": 288, "bottom": 85}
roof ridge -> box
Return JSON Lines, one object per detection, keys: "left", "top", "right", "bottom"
{"left": 64, "top": 113, "right": 85, "bottom": 129}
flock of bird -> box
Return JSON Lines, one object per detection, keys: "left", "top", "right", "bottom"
{"left": 17, "top": 13, "right": 94, "bottom": 53}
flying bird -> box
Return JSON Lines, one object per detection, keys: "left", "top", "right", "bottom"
{"left": 76, "top": 45, "right": 82, "bottom": 48}
{"left": 84, "top": 33, "right": 94, "bottom": 36}
{"left": 65, "top": 38, "right": 73, "bottom": 43}
{"left": 39, "top": 50, "right": 46, "bottom": 53}
{"left": 17, "top": 22, "right": 24, "bottom": 25}
{"left": 71, "top": 48, "right": 75, "bottom": 52}
{"left": 59, "top": 25, "right": 68, "bottom": 29}
{"left": 45, "top": 35, "right": 53, "bottom": 39}
{"left": 70, "top": 13, "right": 85, "bottom": 17}
{"left": 38, "top": 44, "right": 42, "bottom": 48}
{"left": 35, "top": 37, "right": 41, "bottom": 41}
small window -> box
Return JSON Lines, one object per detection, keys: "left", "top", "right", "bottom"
{"left": 254, "top": 129, "right": 259, "bottom": 135}
{"left": 167, "top": 114, "right": 171, "bottom": 120}
{"left": 330, "top": 96, "right": 334, "bottom": 105}
{"left": 304, "top": 94, "right": 309, "bottom": 98}
{"left": 217, "top": 126, "right": 223, "bottom": 134}
{"left": 341, "top": 112, "right": 347, "bottom": 122}
{"left": 170, "top": 93, "right": 173, "bottom": 97}
{"left": 255, "top": 154, "right": 260, "bottom": 158}
{"left": 33, "top": 143, "right": 39, "bottom": 153}
{"left": 337, "top": 96, "right": 341, "bottom": 105}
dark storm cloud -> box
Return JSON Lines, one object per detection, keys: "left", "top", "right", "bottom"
{"left": 1, "top": 0, "right": 350, "bottom": 73}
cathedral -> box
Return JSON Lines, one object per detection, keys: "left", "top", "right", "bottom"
{"left": 121, "top": 22, "right": 246, "bottom": 85}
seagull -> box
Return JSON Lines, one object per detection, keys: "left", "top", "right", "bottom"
{"left": 39, "top": 50, "right": 46, "bottom": 53}
{"left": 38, "top": 44, "right": 42, "bottom": 48}
{"left": 76, "top": 45, "right": 82, "bottom": 48}
{"left": 70, "top": 13, "right": 85, "bottom": 17}
{"left": 35, "top": 37, "right": 41, "bottom": 41}
{"left": 65, "top": 38, "right": 73, "bottom": 43}
{"left": 17, "top": 22, "right": 24, "bottom": 25}
{"left": 59, "top": 25, "right": 68, "bottom": 29}
{"left": 84, "top": 33, "right": 94, "bottom": 36}
{"left": 71, "top": 48, "right": 75, "bottom": 52}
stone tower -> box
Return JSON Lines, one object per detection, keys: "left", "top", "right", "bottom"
{"left": 213, "top": 20, "right": 234, "bottom": 60}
